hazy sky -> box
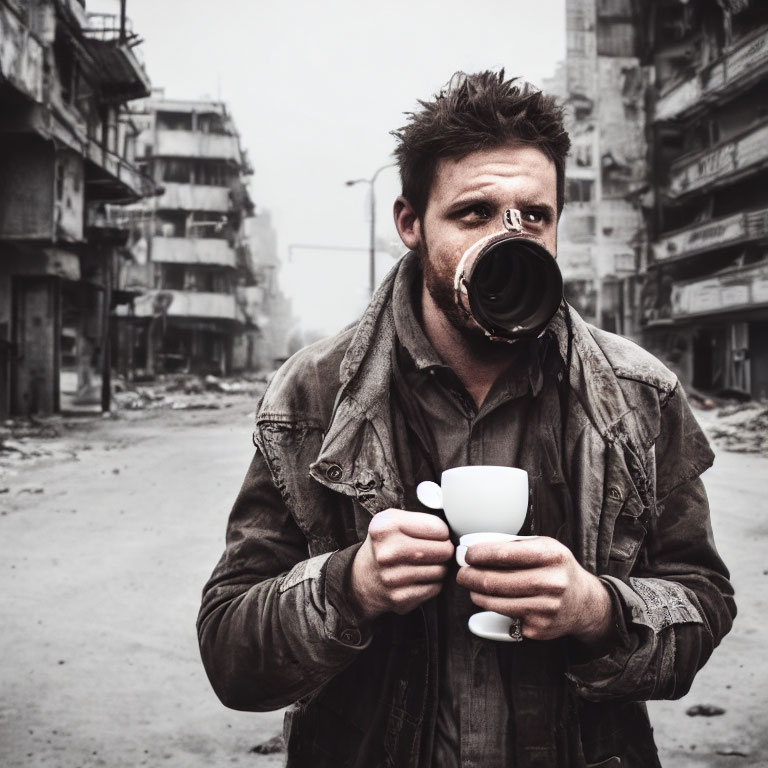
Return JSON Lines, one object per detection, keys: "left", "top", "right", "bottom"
{"left": 105, "top": 0, "right": 567, "bottom": 336}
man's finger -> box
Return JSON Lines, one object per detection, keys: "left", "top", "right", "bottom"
{"left": 456, "top": 563, "right": 566, "bottom": 598}
{"left": 374, "top": 508, "right": 451, "bottom": 541}
{"left": 466, "top": 593, "right": 561, "bottom": 619}
{"left": 379, "top": 563, "right": 448, "bottom": 588}
{"left": 462, "top": 536, "right": 564, "bottom": 569}
{"left": 376, "top": 535, "right": 454, "bottom": 566}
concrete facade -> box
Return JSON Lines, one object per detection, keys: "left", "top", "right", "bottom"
{"left": 640, "top": 0, "right": 768, "bottom": 398}
{"left": 557, "top": 0, "right": 768, "bottom": 399}
{"left": 0, "top": 0, "right": 153, "bottom": 417}
{"left": 556, "top": 0, "right": 649, "bottom": 339}
{"left": 114, "top": 95, "right": 257, "bottom": 378}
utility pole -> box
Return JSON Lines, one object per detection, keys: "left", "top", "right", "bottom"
{"left": 345, "top": 164, "right": 394, "bottom": 297}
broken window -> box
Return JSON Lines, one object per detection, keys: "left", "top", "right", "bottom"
{"left": 162, "top": 159, "right": 193, "bottom": 183}
{"left": 196, "top": 112, "right": 229, "bottom": 135}
{"left": 156, "top": 111, "right": 193, "bottom": 131}
{"left": 567, "top": 178, "right": 595, "bottom": 203}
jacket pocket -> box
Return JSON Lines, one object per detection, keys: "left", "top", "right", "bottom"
{"left": 607, "top": 492, "right": 647, "bottom": 579}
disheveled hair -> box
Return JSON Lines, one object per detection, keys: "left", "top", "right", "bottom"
{"left": 392, "top": 70, "right": 571, "bottom": 220}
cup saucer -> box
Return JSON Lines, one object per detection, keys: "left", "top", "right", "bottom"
{"left": 468, "top": 611, "right": 522, "bottom": 642}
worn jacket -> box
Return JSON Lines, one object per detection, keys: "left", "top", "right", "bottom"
{"left": 198, "top": 254, "right": 735, "bottom": 768}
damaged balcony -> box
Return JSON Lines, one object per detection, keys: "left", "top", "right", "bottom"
{"left": 655, "top": 25, "right": 768, "bottom": 122}
{"left": 0, "top": 1, "right": 45, "bottom": 104}
{"left": 151, "top": 237, "right": 236, "bottom": 268}
{"left": 85, "top": 140, "right": 155, "bottom": 202}
{"left": 154, "top": 129, "right": 242, "bottom": 163}
{"left": 671, "top": 262, "right": 768, "bottom": 319}
{"left": 132, "top": 290, "right": 240, "bottom": 321}
{"left": 653, "top": 207, "right": 768, "bottom": 264}
{"left": 666, "top": 120, "right": 768, "bottom": 198}
{"left": 155, "top": 183, "right": 231, "bottom": 212}
{"left": 81, "top": 10, "right": 151, "bottom": 103}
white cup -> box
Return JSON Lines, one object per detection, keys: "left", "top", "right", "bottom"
{"left": 416, "top": 466, "right": 530, "bottom": 643}
{"left": 416, "top": 465, "right": 528, "bottom": 538}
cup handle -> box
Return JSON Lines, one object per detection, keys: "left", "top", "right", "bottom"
{"left": 456, "top": 545, "right": 468, "bottom": 567}
{"left": 416, "top": 481, "right": 443, "bottom": 510}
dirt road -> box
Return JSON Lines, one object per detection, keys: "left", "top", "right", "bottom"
{"left": 0, "top": 399, "right": 765, "bottom": 767}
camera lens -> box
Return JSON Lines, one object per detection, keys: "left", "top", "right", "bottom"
{"left": 466, "top": 238, "right": 563, "bottom": 339}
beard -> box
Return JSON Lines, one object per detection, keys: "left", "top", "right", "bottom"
{"left": 419, "top": 242, "right": 520, "bottom": 361}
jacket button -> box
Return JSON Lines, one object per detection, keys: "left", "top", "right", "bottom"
{"left": 340, "top": 628, "right": 361, "bottom": 645}
{"left": 609, "top": 486, "right": 623, "bottom": 501}
{"left": 326, "top": 464, "right": 343, "bottom": 481}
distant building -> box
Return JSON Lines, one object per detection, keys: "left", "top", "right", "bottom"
{"left": 233, "top": 211, "right": 293, "bottom": 371}
{"left": 0, "top": 0, "right": 154, "bottom": 417}
{"left": 639, "top": 1, "right": 768, "bottom": 398}
{"left": 558, "top": 0, "right": 648, "bottom": 338}
{"left": 114, "top": 94, "right": 256, "bottom": 377}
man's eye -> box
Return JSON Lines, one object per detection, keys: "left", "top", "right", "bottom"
{"left": 465, "top": 205, "right": 491, "bottom": 220}
{"left": 521, "top": 211, "right": 544, "bottom": 224}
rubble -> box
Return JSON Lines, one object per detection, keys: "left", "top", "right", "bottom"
{"left": 686, "top": 704, "right": 726, "bottom": 717}
{"left": 702, "top": 401, "right": 768, "bottom": 457}
{"left": 110, "top": 373, "right": 267, "bottom": 412}
{"left": 249, "top": 735, "right": 285, "bottom": 754}
{"left": 0, "top": 373, "right": 269, "bottom": 485}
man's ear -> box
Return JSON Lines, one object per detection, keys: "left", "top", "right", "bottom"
{"left": 393, "top": 196, "right": 422, "bottom": 251}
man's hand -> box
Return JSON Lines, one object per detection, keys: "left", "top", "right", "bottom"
{"left": 350, "top": 509, "right": 454, "bottom": 621}
{"left": 455, "top": 536, "right": 615, "bottom": 646}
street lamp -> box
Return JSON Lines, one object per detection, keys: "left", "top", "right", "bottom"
{"left": 345, "top": 163, "right": 394, "bottom": 297}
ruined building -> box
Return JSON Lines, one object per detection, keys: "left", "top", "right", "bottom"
{"left": 558, "top": 0, "right": 768, "bottom": 399}
{"left": 640, "top": 0, "right": 768, "bottom": 398}
{"left": 558, "top": 0, "right": 648, "bottom": 338}
{"left": 234, "top": 211, "right": 293, "bottom": 371}
{"left": 114, "top": 95, "right": 257, "bottom": 378}
{"left": 0, "top": 0, "right": 153, "bottom": 417}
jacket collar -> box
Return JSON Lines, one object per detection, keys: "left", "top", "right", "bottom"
{"left": 310, "top": 252, "right": 647, "bottom": 517}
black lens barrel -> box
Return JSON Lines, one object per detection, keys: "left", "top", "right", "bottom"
{"left": 465, "top": 237, "right": 563, "bottom": 340}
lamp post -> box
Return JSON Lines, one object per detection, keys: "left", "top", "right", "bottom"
{"left": 345, "top": 164, "right": 393, "bottom": 298}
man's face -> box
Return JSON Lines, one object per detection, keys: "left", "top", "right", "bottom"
{"left": 412, "top": 143, "right": 558, "bottom": 334}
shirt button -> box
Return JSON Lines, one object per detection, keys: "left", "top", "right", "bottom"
{"left": 340, "top": 628, "right": 361, "bottom": 645}
{"left": 326, "top": 464, "right": 343, "bottom": 482}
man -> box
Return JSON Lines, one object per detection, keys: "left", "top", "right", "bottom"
{"left": 198, "top": 71, "right": 735, "bottom": 767}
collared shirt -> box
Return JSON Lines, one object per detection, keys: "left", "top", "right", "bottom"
{"left": 391, "top": 257, "right": 567, "bottom": 768}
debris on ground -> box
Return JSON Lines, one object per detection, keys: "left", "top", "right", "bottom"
{"left": 249, "top": 735, "right": 285, "bottom": 754}
{"left": 0, "top": 374, "right": 270, "bottom": 483}
{"left": 111, "top": 373, "right": 268, "bottom": 412}
{"left": 705, "top": 402, "right": 768, "bottom": 457}
{"left": 685, "top": 704, "right": 726, "bottom": 717}
{"left": 1, "top": 419, "right": 60, "bottom": 441}
{"left": 688, "top": 391, "right": 716, "bottom": 410}
{"left": 686, "top": 389, "right": 768, "bottom": 456}
{"left": 715, "top": 746, "right": 750, "bottom": 757}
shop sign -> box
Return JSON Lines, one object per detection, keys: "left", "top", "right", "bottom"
{"left": 655, "top": 78, "right": 700, "bottom": 121}
{"left": 720, "top": 283, "right": 750, "bottom": 308}
{"left": 672, "top": 265, "right": 768, "bottom": 317}
{"left": 668, "top": 124, "right": 768, "bottom": 197}
{"left": 725, "top": 28, "right": 768, "bottom": 84}
{"left": 653, "top": 213, "right": 747, "bottom": 261}
{"left": 669, "top": 143, "right": 737, "bottom": 196}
